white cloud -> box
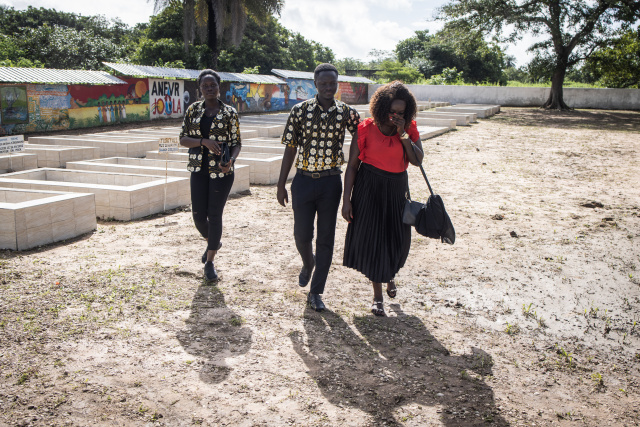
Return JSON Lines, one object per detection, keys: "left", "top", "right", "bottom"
{"left": 4, "top": 0, "right": 154, "bottom": 27}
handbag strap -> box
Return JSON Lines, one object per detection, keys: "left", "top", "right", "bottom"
{"left": 419, "top": 164, "right": 435, "bottom": 196}
{"left": 406, "top": 141, "right": 435, "bottom": 199}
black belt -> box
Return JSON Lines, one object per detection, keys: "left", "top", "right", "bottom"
{"left": 297, "top": 168, "right": 342, "bottom": 178}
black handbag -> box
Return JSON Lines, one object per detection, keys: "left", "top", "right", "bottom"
{"left": 403, "top": 164, "right": 455, "bottom": 244}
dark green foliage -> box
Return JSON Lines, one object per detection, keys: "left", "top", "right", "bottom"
{"left": 0, "top": 5, "right": 129, "bottom": 69}
{"left": 438, "top": 0, "right": 640, "bottom": 108}
{"left": 0, "top": 3, "right": 334, "bottom": 73}
{"left": 395, "top": 24, "right": 507, "bottom": 85}
{"left": 584, "top": 28, "right": 640, "bottom": 88}
{"left": 20, "top": 24, "right": 124, "bottom": 70}
{"left": 217, "top": 15, "right": 334, "bottom": 73}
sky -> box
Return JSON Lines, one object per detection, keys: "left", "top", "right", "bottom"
{"left": 2, "top": 0, "right": 536, "bottom": 67}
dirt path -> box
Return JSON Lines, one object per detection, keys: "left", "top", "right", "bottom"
{"left": 1, "top": 107, "right": 639, "bottom": 426}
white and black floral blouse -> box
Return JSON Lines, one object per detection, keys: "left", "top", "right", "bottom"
{"left": 179, "top": 99, "right": 241, "bottom": 178}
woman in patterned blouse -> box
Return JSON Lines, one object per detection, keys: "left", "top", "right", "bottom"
{"left": 179, "top": 69, "right": 242, "bottom": 282}
{"left": 342, "top": 81, "right": 424, "bottom": 316}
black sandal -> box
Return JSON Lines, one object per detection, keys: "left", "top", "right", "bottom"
{"left": 386, "top": 279, "right": 397, "bottom": 299}
{"left": 371, "top": 300, "right": 385, "bottom": 317}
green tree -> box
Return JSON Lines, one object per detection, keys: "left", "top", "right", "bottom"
{"left": 135, "top": 37, "right": 185, "bottom": 67}
{"left": 153, "top": 0, "right": 284, "bottom": 68}
{"left": 395, "top": 24, "right": 507, "bottom": 85}
{"left": 375, "top": 60, "right": 422, "bottom": 84}
{"left": 334, "top": 57, "right": 367, "bottom": 75}
{"left": 20, "top": 24, "right": 124, "bottom": 69}
{"left": 217, "top": 14, "right": 333, "bottom": 73}
{"left": 585, "top": 28, "right": 640, "bottom": 88}
{"left": 439, "top": 0, "right": 640, "bottom": 109}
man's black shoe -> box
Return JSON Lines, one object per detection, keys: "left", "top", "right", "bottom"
{"left": 307, "top": 292, "right": 325, "bottom": 312}
{"left": 298, "top": 255, "right": 315, "bottom": 287}
{"left": 204, "top": 261, "right": 218, "bottom": 282}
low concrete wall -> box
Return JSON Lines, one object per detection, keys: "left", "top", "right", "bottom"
{"left": 368, "top": 84, "right": 640, "bottom": 110}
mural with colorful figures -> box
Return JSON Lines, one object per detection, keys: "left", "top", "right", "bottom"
{"left": 221, "top": 82, "right": 287, "bottom": 113}
{"left": 0, "top": 84, "right": 71, "bottom": 136}
{"left": 68, "top": 78, "right": 149, "bottom": 129}
{"left": 0, "top": 85, "right": 29, "bottom": 125}
{"left": 282, "top": 79, "right": 368, "bottom": 109}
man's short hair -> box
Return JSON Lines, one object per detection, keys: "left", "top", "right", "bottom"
{"left": 314, "top": 63, "right": 339, "bottom": 80}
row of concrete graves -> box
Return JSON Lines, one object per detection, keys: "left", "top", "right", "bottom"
{"left": 0, "top": 102, "right": 499, "bottom": 250}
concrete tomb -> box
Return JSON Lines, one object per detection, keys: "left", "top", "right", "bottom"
{"left": 0, "top": 169, "right": 189, "bottom": 221}
{"left": 0, "top": 187, "right": 96, "bottom": 250}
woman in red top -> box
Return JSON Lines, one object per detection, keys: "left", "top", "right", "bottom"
{"left": 342, "top": 81, "right": 424, "bottom": 316}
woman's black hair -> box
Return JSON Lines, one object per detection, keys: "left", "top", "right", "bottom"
{"left": 369, "top": 81, "right": 417, "bottom": 128}
{"left": 197, "top": 69, "right": 221, "bottom": 86}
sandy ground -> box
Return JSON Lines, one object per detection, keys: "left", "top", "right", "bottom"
{"left": 1, "top": 107, "right": 639, "bottom": 426}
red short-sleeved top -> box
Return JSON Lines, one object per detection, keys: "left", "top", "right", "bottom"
{"left": 357, "top": 118, "right": 420, "bottom": 173}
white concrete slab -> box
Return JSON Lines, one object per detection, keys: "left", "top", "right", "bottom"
{"left": 26, "top": 136, "right": 157, "bottom": 158}
{"left": 0, "top": 169, "right": 189, "bottom": 221}
{"left": 23, "top": 143, "right": 101, "bottom": 168}
{"left": 0, "top": 187, "right": 96, "bottom": 250}
{"left": 0, "top": 153, "right": 38, "bottom": 173}
{"left": 66, "top": 157, "right": 250, "bottom": 195}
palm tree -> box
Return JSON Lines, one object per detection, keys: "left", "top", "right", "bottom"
{"left": 153, "top": 0, "right": 284, "bottom": 68}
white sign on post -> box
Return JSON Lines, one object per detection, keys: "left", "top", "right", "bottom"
{"left": 0, "top": 135, "right": 24, "bottom": 154}
{"left": 158, "top": 137, "right": 180, "bottom": 152}
{"left": 156, "top": 137, "right": 179, "bottom": 227}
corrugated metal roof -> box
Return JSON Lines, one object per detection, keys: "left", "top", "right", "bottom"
{"left": 271, "top": 69, "right": 375, "bottom": 84}
{"left": 217, "top": 72, "right": 285, "bottom": 84}
{"left": 103, "top": 62, "right": 196, "bottom": 79}
{"left": 103, "top": 62, "right": 285, "bottom": 84}
{"left": 0, "top": 67, "right": 127, "bottom": 84}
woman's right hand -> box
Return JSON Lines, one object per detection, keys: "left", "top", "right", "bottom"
{"left": 202, "top": 138, "right": 221, "bottom": 155}
{"left": 341, "top": 200, "right": 353, "bottom": 223}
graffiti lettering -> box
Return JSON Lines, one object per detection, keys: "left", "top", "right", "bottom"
{"left": 151, "top": 81, "right": 181, "bottom": 97}
{"left": 152, "top": 98, "right": 165, "bottom": 115}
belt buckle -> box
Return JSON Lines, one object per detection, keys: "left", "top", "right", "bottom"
{"left": 311, "top": 172, "right": 320, "bottom": 179}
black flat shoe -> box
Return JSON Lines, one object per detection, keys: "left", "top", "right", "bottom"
{"left": 202, "top": 242, "right": 223, "bottom": 264}
{"left": 307, "top": 292, "right": 325, "bottom": 312}
{"left": 204, "top": 261, "right": 218, "bottom": 282}
{"left": 298, "top": 255, "right": 315, "bottom": 287}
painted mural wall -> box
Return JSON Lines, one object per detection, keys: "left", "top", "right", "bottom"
{"left": 283, "top": 79, "right": 368, "bottom": 109}
{"left": 67, "top": 78, "right": 149, "bottom": 129}
{"left": 0, "top": 83, "right": 71, "bottom": 136}
{"left": 0, "top": 76, "right": 368, "bottom": 136}
{"left": 149, "top": 79, "right": 184, "bottom": 119}
{"left": 221, "top": 82, "right": 288, "bottom": 113}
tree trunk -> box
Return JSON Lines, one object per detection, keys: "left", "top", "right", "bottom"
{"left": 542, "top": 65, "right": 571, "bottom": 110}
{"left": 206, "top": 0, "right": 219, "bottom": 69}
{"left": 183, "top": 0, "right": 195, "bottom": 53}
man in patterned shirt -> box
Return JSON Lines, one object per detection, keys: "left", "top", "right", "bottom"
{"left": 277, "top": 63, "right": 360, "bottom": 312}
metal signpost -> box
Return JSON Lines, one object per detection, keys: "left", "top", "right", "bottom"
{"left": 156, "top": 137, "right": 180, "bottom": 227}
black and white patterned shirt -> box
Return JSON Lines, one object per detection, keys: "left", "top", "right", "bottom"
{"left": 179, "top": 99, "right": 241, "bottom": 178}
{"left": 281, "top": 96, "right": 360, "bottom": 172}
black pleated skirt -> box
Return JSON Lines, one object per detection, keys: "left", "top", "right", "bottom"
{"left": 343, "top": 162, "right": 411, "bottom": 283}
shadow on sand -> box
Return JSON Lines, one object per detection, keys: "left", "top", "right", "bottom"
{"left": 177, "top": 282, "right": 252, "bottom": 383}
{"left": 291, "top": 305, "right": 508, "bottom": 426}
